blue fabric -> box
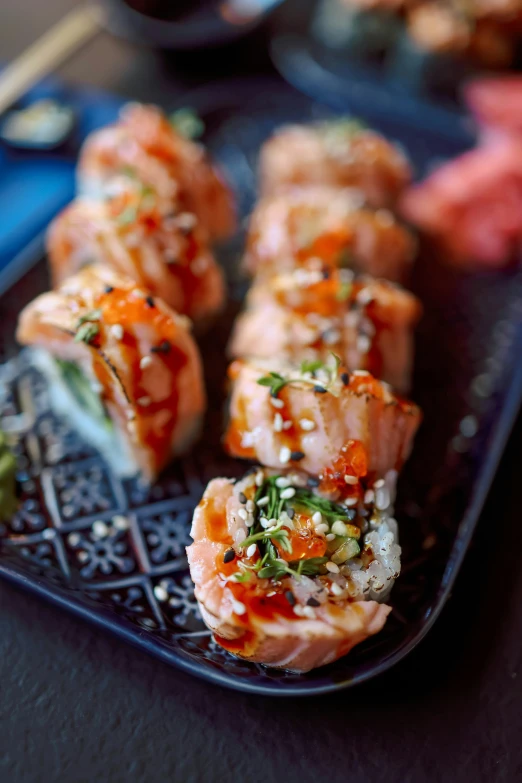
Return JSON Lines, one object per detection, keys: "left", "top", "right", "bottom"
{"left": 0, "top": 76, "right": 125, "bottom": 276}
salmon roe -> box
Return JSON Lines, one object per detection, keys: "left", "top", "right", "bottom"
{"left": 319, "top": 439, "right": 368, "bottom": 495}
{"left": 274, "top": 527, "right": 327, "bottom": 562}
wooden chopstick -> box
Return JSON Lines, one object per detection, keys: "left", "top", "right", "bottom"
{"left": 0, "top": 4, "right": 104, "bottom": 116}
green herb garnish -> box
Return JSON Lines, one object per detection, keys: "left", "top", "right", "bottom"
{"left": 0, "top": 429, "right": 18, "bottom": 522}
{"left": 76, "top": 309, "right": 101, "bottom": 326}
{"left": 300, "top": 359, "right": 324, "bottom": 375}
{"left": 169, "top": 107, "right": 205, "bottom": 140}
{"left": 117, "top": 205, "right": 138, "bottom": 226}
{"left": 256, "top": 371, "right": 292, "bottom": 398}
{"left": 74, "top": 322, "right": 100, "bottom": 345}
{"left": 336, "top": 280, "right": 353, "bottom": 301}
{"left": 55, "top": 359, "right": 111, "bottom": 428}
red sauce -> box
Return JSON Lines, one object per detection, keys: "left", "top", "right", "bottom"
{"left": 92, "top": 285, "right": 188, "bottom": 474}
{"left": 198, "top": 496, "right": 232, "bottom": 545}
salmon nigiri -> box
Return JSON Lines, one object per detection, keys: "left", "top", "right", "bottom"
{"left": 47, "top": 178, "right": 225, "bottom": 324}
{"left": 244, "top": 186, "right": 416, "bottom": 283}
{"left": 78, "top": 102, "right": 236, "bottom": 242}
{"left": 17, "top": 264, "right": 205, "bottom": 480}
{"left": 187, "top": 465, "right": 399, "bottom": 672}
{"left": 259, "top": 120, "right": 411, "bottom": 207}
{"left": 229, "top": 267, "right": 421, "bottom": 394}
{"left": 224, "top": 357, "right": 420, "bottom": 486}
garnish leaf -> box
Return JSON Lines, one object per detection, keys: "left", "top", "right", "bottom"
{"left": 336, "top": 280, "right": 352, "bottom": 301}
{"left": 300, "top": 359, "right": 324, "bottom": 375}
{"left": 74, "top": 322, "right": 100, "bottom": 345}
{"left": 169, "top": 108, "right": 205, "bottom": 140}
{"left": 290, "top": 556, "right": 328, "bottom": 577}
{"left": 77, "top": 309, "right": 101, "bottom": 326}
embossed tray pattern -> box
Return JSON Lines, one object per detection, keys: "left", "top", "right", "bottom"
{"left": 1, "top": 82, "right": 522, "bottom": 695}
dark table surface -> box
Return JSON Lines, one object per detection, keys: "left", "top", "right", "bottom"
{"left": 1, "top": 3, "right": 521, "bottom": 782}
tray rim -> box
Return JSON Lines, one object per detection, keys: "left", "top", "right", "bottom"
{"left": 1, "top": 255, "right": 522, "bottom": 696}
{"left": 1, "top": 79, "right": 521, "bottom": 695}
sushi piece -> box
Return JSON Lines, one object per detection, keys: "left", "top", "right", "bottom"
{"left": 187, "top": 465, "right": 399, "bottom": 672}
{"left": 229, "top": 267, "right": 421, "bottom": 394}
{"left": 47, "top": 178, "right": 226, "bottom": 324}
{"left": 78, "top": 102, "right": 236, "bottom": 242}
{"left": 16, "top": 264, "right": 205, "bottom": 481}
{"left": 224, "top": 357, "right": 420, "bottom": 486}
{"left": 259, "top": 120, "right": 411, "bottom": 208}
{"left": 243, "top": 186, "right": 416, "bottom": 283}
{"left": 400, "top": 139, "right": 522, "bottom": 268}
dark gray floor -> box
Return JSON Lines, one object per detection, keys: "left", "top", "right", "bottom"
{"left": 0, "top": 3, "right": 521, "bottom": 781}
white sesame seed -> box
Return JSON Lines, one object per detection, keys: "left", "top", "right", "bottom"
{"left": 257, "top": 496, "right": 269, "bottom": 507}
{"left": 312, "top": 511, "right": 322, "bottom": 525}
{"left": 246, "top": 544, "right": 257, "bottom": 558}
{"left": 344, "top": 475, "right": 358, "bottom": 485}
{"left": 255, "top": 471, "right": 264, "bottom": 486}
{"left": 275, "top": 476, "right": 291, "bottom": 488}
{"left": 140, "top": 355, "right": 152, "bottom": 369}
{"left": 232, "top": 600, "right": 247, "bottom": 615}
{"left": 280, "top": 487, "right": 296, "bottom": 500}
{"left": 273, "top": 412, "right": 283, "bottom": 432}
{"left": 260, "top": 518, "right": 271, "bottom": 529}
{"left": 352, "top": 370, "right": 370, "bottom": 376}
{"left": 279, "top": 446, "right": 291, "bottom": 464}
{"left": 323, "top": 329, "right": 341, "bottom": 345}
{"left": 270, "top": 397, "right": 284, "bottom": 409}
{"left": 92, "top": 520, "right": 109, "bottom": 538}
{"left": 315, "top": 523, "right": 329, "bottom": 535}
{"left": 293, "top": 605, "right": 305, "bottom": 617}
{"left": 283, "top": 421, "right": 293, "bottom": 430}
{"left": 126, "top": 410, "right": 136, "bottom": 421}
{"left": 111, "top": 324, "right": 124, "bottom": 340}
{"left": 234, "top": 529, "right": 246, "bottom": 545}
{"left": 326, "top": 561, "right": 340, "bottom": 574}
{"left": 238, "top": 508, "right": 248, "bottom": 521}
{"left": 344, "top": 497, "right": 358, "bottom": 507}
{"left": 246, "top": 499, "right": 255, "bottom": 512}
{"left": 112, "top": 515, "right": 129, "bottom": 530}
{"left": 137, "top": 396, "right": 151, "bottom": 407}
{"left": 133, "top": 289, "right": 146, "bottom": 298}
{"left": 331, "top": 520, "right": 348, "bottom": 536}
{"left": 374, "top": 479, "right": 385, "bottom": 489}
{"left": 375, "top": 486, "right": 391, "bottom": 511}
{"left": 357, "top": 335, "right": 371, "bottom": 354}
{"left": 356, "top": 288, "right": 374, "bottom": 305}
{"left": 331, "top": 582, "right": 344, "bottom": 596}
{"left": 154, "top": 585, "right": 168, "bottom": 602}
{"left": 364, "top": 489, "right": 375, "bottom": 504}
{"left": 326, "top": 533, "right": 336, "bottom": 542}
{"left": 299, "top": 418, "right": 316, "bottom": 431}
{"left": 302, "top": 606, "right": 316, "bottom": 619}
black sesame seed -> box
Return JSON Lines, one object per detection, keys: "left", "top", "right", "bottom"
{"left": 313, "top": 385, "right": 327, "bottom": 393}
{"left": 286, "top": 507, "right": 295, "bottom": 519}
{"left": 145, "top": 295, "right": 155, "bottom": 308}
{"left": 307, "top": 477, "right": 320, "bottom": 488}
{"left": 307, "top": 597, "right": 321, "bottom": 607}
{"left": 151, "top": 339, "right": 171, "bottom": 354}
{"left": 285, "top": 590, "right": 296, "bottom": 606}
{"left": 238, "top": 492, "right": 247, "bottom": 504}
{"left": 341, "top": 372, "right": 349, "bottom": 386}
{"left": 223, "top": 549, "right": 235, "bottom": 564}
{"left": 290, "top": 451, "right": 305, "bottom": 461}
{"left": 321, "top": 268, "right": 330, "bottom": 280}
{"left": 104, "top": 285, "right": 114, "bottom": 293}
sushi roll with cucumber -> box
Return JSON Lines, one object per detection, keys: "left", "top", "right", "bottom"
{"left": 47, "top": 178, "right": 226, "bottom": 325}
{"left": 224, "top": 356, "right": 420, "bottom": 486}
{"left": 187, "top": 465, "right": 400, "bottom": 671}
{"left": 77, "top": 102, "right": 236, "bottom": 243}
{"left": 229, "top": 266, "right": 421, "bottom": 393}
{"left": 244, "top": 186, "right": 416, "bottom": 283}
{"left": 16, "top": 264, "right": 205, "bottom": 481}
{"left": 259, "top": 121, "right": 411, "bottom": 208}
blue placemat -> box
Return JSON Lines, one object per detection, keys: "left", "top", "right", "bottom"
{"left": 0, "top": 77, "right": 126, "bottom": 292}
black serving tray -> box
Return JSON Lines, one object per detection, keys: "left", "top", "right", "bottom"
{"left": 1, "top": 78, "right": 521, "bottom": 696}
